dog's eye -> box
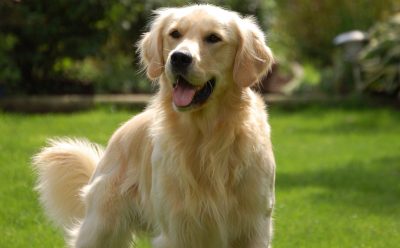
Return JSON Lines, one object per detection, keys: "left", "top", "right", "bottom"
{"left": 169, "top": 30, "right": 182, "bottom": 39}
{"left": 205, "top": 34, "right": 222, "bottom": 44}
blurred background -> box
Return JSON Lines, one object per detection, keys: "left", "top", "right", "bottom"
{"left": 1, "top": 0, "right": 399, "bottom": 100}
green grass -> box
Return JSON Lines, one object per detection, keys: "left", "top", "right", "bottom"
{"left": 0, "top": 102, "right": 399, "bottom": 247}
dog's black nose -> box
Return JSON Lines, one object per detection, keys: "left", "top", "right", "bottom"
{"left": 171, "top": 51, "right": 192, "bottom": 72}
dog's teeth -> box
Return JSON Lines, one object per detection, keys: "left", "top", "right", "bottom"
{"left": 173, "top": 80, "right": 178, "bottom": 88}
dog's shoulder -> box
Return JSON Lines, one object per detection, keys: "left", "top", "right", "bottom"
{"left": 103, "top": 110, "right": 155, "bottom": 160}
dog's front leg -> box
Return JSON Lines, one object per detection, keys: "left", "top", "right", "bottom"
{"left": 69, "top": 174, "right": 136, "bottom": 248}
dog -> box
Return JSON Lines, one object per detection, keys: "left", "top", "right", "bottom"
{"left": 33, "top": 4, "right": 276, "bottom": 248}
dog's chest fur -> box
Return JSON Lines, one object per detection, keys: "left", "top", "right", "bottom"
{"left": 149, "top": 103, "right": 272, "bottom": 246}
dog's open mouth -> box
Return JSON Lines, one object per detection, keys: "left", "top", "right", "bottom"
{"left": 172, "top": 76, "right": 215, "bottom": 110}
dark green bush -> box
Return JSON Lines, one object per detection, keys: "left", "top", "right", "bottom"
{"left": 0, "top": 0, "right": 271, "bottom": 95}
{"left": 0, "top": 0, "right": 107, "bottom": 95}
{"left": 0, "top": 33, "right": 21, "bottom": 96}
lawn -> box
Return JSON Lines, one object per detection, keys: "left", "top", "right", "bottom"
{"left": 0, "top": 101, "right": 399, "bottom": 248}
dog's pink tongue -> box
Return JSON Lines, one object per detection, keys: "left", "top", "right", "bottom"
{"left": 173, "top": 84, "right": 196, "bottom": 107}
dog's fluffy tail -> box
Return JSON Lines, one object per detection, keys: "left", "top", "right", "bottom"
{"left": 32, "top": 138, "right": 104, "bottom": 229}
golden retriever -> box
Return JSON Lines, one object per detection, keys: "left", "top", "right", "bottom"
{"left": 33, "top": 4, "right": 276, "bottom": 248}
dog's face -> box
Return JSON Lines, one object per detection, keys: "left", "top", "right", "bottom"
{"left": 139, "top": 5, "right": 273, "bottom": 112}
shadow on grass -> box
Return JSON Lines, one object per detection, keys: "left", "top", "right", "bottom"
{"left": 277, "top": 155, "right": 400, "bottom": 215}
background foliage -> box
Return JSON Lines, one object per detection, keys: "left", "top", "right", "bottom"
{"left": 271, "top": 0, "right": 399, "bottom": 64}
{"left": 0, "top": 0, "right": 270, "bottom": 95}
{"left": 0, "top": 0, "right": 399, "bottom": 96}
{"left": 359, "top": 13, "right": 400, "bottom": 95}
{"left": 0, "top": 0, "right": 107, "bottom": 95}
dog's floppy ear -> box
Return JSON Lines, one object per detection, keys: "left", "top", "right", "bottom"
{"left": 138, "top": 9, "right": 172, "bottom": 79}
{"left": 233, "top": 17, "right": 274, "bottom": 87}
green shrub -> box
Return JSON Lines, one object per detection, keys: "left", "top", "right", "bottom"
{"left": 0, "top": 0, "right": 272, "bottom": 95}
{"left": 359, "top": 13, "right": 400, "bottom": 95}
{"left": 0, "top": 0, "right": 107, "bottom": 94}
{"left": 94, "top": 53, "right": 152, "bottom": 94}
{"left": 272, "top": 0, "right": 399, "bottom": 65}
{"left": 0, "top": 33, "right": 21, "bottom": 95}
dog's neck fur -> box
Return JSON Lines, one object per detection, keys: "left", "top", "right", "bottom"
{"left": 149, "top": 76, "right": 262, "bottom": 205}
{"left": 153, "top": 75, "right": 255, "bottom": 136}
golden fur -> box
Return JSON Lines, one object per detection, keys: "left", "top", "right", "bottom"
{"left": 33, "top": 4, "right": 276, "bottom": 248}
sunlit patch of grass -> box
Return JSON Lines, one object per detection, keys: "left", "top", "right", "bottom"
{"left": 270, "top": 104, "right": 400, "bottom": 248}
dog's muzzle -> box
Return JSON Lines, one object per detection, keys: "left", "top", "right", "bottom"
{"left": 172, "top": 76, "right": 216, "bottom": 111}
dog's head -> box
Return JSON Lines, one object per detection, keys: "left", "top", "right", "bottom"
{"left": 139, "top": 5, "right": 273, "bottom": 112}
